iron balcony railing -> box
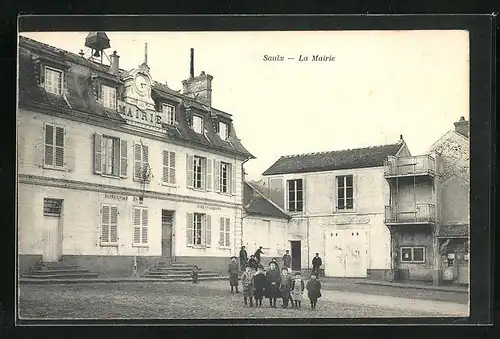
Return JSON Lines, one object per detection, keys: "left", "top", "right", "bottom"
{"left": 385, "top": 203, "right": 437, "bottom": 224}
{"left": 384, "top": 155, "right": 436, "bottom": 177}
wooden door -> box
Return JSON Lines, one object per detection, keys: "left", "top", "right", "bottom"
{"left": 161, "top": 210, "right": 174, "bottom": 258}
{"left": 43, "top": 217, "right": 60, "bottom": 262}
{"left": 325, "top": 230, "right": 346, "bottom": 277}
{"left": 290, "top": 241, "right": 301, "bottom": 271}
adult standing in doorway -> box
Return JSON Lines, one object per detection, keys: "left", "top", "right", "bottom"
{"left": 239, "top": 246, "right": 248, "bottom": 271}
{"left": 312, "top": 253, "right": 322, "bottom": 277}
{"left": 282, "top": 250, "right": 292, "bottom": 270}
{"left": 254, "top": 246, "right": 264, "bottom": 265}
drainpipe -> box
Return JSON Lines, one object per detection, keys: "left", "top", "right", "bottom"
{"left": 307, "top": 218, "right": 310, "bottom": 274}
{"left": 240, "top": 156, "right": 252, "bottom": 256}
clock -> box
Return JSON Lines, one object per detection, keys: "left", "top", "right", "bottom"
{"left": 134, "top": 74, "right": 150, "bottom": 97}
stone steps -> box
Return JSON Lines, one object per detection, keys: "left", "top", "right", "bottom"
{"left": 20, "top": 272, "right": 99, "bottom": 279}
{"left": 20, "top": 261, "right": 99, "bottom": 280}
{"left": 142, "top": 261, "right": 222, "bottom": 280}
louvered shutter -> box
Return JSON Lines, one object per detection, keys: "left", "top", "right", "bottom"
{"left": 54, "top": 127, "right": 64, "bottom": 167}
{"left": 110, "top": 206, "right": 118, "bottom": 243}
{"left": 214, "top": 160, "right": 220, "bottom": 193}
{"left": 141, "top": 208, "right": 148, "bottom": 243}
{"left": 93, "top": 133, "right": 102, "bottom": 174}
{"left": 225, "top": 218, "right": 231, "bottom": 247}
{"left": 186, "top": 154, "right": 194, "bottom": 188}
{"left": 119, "top": 139, "right": 128, "bottom": 178}
{"left": 186, "top": 213, "right": 194, "bottom": 246}
{"left": 219, "top": 217, "right": 224, "bottom": 246}
{"left": 44, "top": 124, "right": 54, "bottom": 166}
{"left": 134, "top": 143, "right": 142, "bottom": 180}
{"left": 142, "top": 145, "right": 149, "bottom": 182}
{"left": 133, "top": 208, "right": 141, "bottom": 244}
{"left": 101, "top": 205, "right": 110, "bottom": 243}
{"left": 169, "top": 151, "right": 176, "bottom": 184}
{"left": 205, "top": 214, "right": 211, "bottom": 247}
{"left": 206, "top": 159, "right": 213, "bottom": 191}
{"left": 162, "top": 150, "right": 169, "bottom": 183}
{"left": 231, "top": 163, "right": 237, "bottom": 195}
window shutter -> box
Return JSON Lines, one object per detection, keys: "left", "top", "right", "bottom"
{"left": 93, "top": 133, "right": 103, "bottom": 174}
{"left": 225, "top": 218, "right": 231, "bottom": 247}
{"left": 142, "top": 145, "right": 149, "bottom": 182}
{"left": 141, "top": 209, "right": 148, "bottom": 243}
{"left": 206, "top": 159, "right": 213, "bottom": 191}
{"left": 101, "top": 205, "right": 110, "bottom": 243}
{"left": 133, "top": 208, "right": 141, "bottom": 244}
{"left": 162, "top": 150, "right": 169, "bottom": 183}
{"left": 134, "top": 143, "right": 142, "bottom": 180}
{"left": 44, "top": 124, "right": 54, "bottom": 166}
{"left": 55, "top": 127, "right": 64, "bottom": 167}
{"left": 219, "top": 217, "right": 224, "bottom": 246}
{"left": 205, "top": 214, "right": 211, "bottom": 247}
{"left": 302, "top": 178, "right": 306, "bottom": 213}
{"left": 186, "top": 213, "right": 194, "bottom": 246}
{"left": 119, "top": 139, "right": 128, "bottom": 178}
{"left": 231, "top": 163, "right": 237, "bottom": 195}
{"left": 169, "top": 151, "right": 176, "bottom": 184}
{"left": 110, "top": 206, "right": 118, "bottom": 242}
{"left": 186, "top": 154, "right": 194, "bottom": 188}
{"left": 214, "top": 160, "right": 220, "bottom": 193}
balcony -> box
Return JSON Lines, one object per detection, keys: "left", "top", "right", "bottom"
{"left": 384, "top": 155, "right": 436, "bottom": 178}
{"left": 385, "top": 204, "right": 436, "bottom": 225}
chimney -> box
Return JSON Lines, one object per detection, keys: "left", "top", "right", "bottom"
{"left": 110, "top": 51, "right": 120, "bottom": 75}
{"left": 182, "top": 49, "right": 213, "bottom": 106}
{"left": 454, "top": 116, "right": 469, "bottom": 138}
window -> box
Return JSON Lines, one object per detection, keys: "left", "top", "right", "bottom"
{"left": 102, "top": 136, "right": 119, "bottom": 176}
{"left": 193, "top": 156, "right": 204, "bottom": 189}
{"left": 44, "top": 123, "right": 64, "bottom": 168}
{"left": 287, "top": 179, "right": 303, "bottom": 212}
{"left": 133, "top": 207, "right": 148, "bottom": 245}
{"left": 162, "top": 104, "right": 175, "bottom": 125}
{"left": 162, "top": 150, "right": 176, "bottom": 184}
{"left": 187, "top": 154, "right": 212, "bottom": 191}
{"left": 337, "top": 175, "right": 354, "bottom": 210}
{"left": 192, "top": 115, "right": 204, "bottom": 134}
{"left": 101, "top": 205, "right": 118, "bottom": 245}
{"left": 43, "top": 198, "right": 63, "bottom": 217}
{"left": 187, "top": 213, "right": 212, "bottom": 247}
{"left": 44, "top": 67, "right": 63, "bottom": 95}
{"left": 101, "top": 85, "right": 117, "bottom": 110}
{"left": 400, "top": 247, "right": 426, "bottom": 263}
{"left": 134, "top": 142, "right": 150, "bottom": 181}
{"left": 220, "top": 162, "right": 230, "bottom": 193}
{"left": 219, "top": 217, "right": 231, "bottom": 247}
{"left": 94, "top": 134, "right": 127, "bottom": 178}
{"left": 219, "top": 122, "right": 229, "bottom": 140}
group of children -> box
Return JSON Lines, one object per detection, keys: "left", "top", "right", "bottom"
{"left": 228, "top": 256, "right": 322, "bottom": 310}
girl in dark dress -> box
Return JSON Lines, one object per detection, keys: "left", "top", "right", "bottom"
{"left": 306, "top": 273, "right": 322, "bottom": 310}
{"left": 252, "top": 265, "right": 266, "bottom": 307}
{"left": 265, "top": 262, "right": 281, "bottom": 308}
{"left": 279, "top": 267, "right": 293, "bottom": 308}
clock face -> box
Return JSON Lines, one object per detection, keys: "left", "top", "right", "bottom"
{"left": 134, "top": 74, "right": 150, "bottom": 96}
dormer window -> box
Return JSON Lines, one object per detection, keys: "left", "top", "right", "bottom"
{"left": 192, "top": 115, "right": 204, "bottom": 134}
{"left": 219, "top": 121, "right": 229, "bottom": 140}
{"left": 44, "top": 66, "right": 63, "bottom": 95}
{"left": 102, "top": 84, "right": 117, "bottom": 110}
{"left": 162, "top": 103, "right": 175, "bottom": 125}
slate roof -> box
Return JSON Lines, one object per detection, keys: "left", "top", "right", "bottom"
{"left": 437, "top": 224, "right": 469, "bottom": 238}
{"left": 243, "top": 182, "right": 290, "bottom": 220}
{"left": 262, "top": 143, "right": 404, "bottom": 175}
{"left": 18, "top": 35, "right": 254, "bottom": 159}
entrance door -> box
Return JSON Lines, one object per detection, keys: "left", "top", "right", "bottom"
{"left": 161, "top": 210, "right": 174, "bottom": 258}
{"left": 325, "top": 229, "right": 368, "bottom": 278}
{"left": 43, "top": 217, "right": 60, "bottom": 262}
{"left": 290, "top": 241, "right": 301, "bottom": 271}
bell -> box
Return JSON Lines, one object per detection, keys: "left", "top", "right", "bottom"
{"left": 93, "top": 50, "right": 101, "bottom": 57}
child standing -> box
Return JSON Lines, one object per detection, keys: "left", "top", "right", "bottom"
{"left": 228, "top": 256, "right": 240, "bottom": 293}
{"left": 279, "top": 267, "right": 293, "bottom": 308}
{"left": 252, "top": 265, "right": 266, "bottom": 307}
{"left": 291, "top": 271, "right": 305, "bottom": 309}
{"left": 265, "top": 262, "right": 281, "bottom": 308}
{"left": 241, "top": 265, "right": 255, "bottom": 307}
{"left": 306, "top": 273, "right": 322, "bottom": 310}
{"left": 191, "top": 265, "right": 199, "bottom": 284}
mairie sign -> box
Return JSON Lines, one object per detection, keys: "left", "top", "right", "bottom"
{"left": 118, "top": 101, "right": 164, "bottom": 128}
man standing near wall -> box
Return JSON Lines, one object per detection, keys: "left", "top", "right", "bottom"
{"left": 312, "top": 253, "right": 322, "bottom": 277}
{"left": 282, "top": 250, "right": 291, "bottom": 269}
{"left": 239, "top": 246, "right": 248, "bottom": 271}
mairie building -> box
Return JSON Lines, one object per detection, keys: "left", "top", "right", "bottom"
{"left": 17, "top": 33, "right": 254, "bottom": 277}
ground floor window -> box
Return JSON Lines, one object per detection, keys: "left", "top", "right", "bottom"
{"left": 133, "top": 207, "right": 148, "bottom": 245}
{"left": 101, "top": 204, "right": 118, "bottom": 245}
{"left": 400, "top": 246, "right": 426, "bottom": 263}
{"left": 187, "top": 212, "right": 212, "bottom": 247}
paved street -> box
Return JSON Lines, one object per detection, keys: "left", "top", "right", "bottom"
{"left": 18, "top": 280, "right": 468, "bottom": 320}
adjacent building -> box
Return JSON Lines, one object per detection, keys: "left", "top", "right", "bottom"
{"left": 17, "top": 33, "right": 253, "bottom": 276}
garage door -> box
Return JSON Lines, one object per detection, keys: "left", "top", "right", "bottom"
{"left": 324, "top": 229, "right": 368, "bottom": 278}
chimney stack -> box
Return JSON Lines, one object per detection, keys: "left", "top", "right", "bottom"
{"left": 110, "top": 51, "right": 120, "bottom": 75}
{"left": 190, "top": 48, "right": 194, "bottom": 78}
{"left": 454, "top": 116, "right": 469, "bottom": 138}
{"left": 182, "top": 48, "right": 213, "bottom": 106}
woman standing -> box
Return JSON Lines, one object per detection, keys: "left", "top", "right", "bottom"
{"left": 265, "top": 262, "right": 281, "bottom": 308}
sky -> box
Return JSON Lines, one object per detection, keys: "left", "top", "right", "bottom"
{"left": 20, "top": 31, "right": 470, "bottom": 181}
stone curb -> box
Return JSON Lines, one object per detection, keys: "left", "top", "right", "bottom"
{"left": 18, "top": 276, "right": 229, "bottom": 285}
{"left": 355, "top": 280, "right": 468, "bottom": 294}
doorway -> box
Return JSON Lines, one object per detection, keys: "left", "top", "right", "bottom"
{"left": 324, "top": 229, "right": 368, "bottom": 278}
{"left": 161, "top": 210, "right": 175, "bottom": 258}
{"left": 42, "top": 198, "right": 63, "bottom": 262}
{"left": 290, "top": 241, "right": 301, "bottom": 271}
